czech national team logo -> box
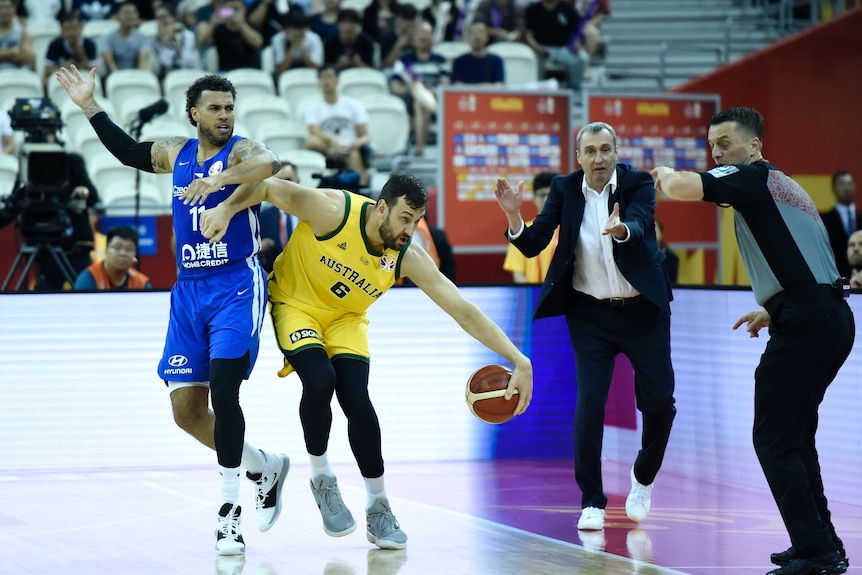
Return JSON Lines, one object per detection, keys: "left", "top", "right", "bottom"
{"left": 380, "top": 254, "right": 396, "bottom": 272}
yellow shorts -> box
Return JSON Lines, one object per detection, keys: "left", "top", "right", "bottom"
{"left": 270, "top": 300, "right": 369, "bottom": 377}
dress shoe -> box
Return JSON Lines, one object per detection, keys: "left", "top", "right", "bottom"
{"left": 765, "top": 551, "right": 848, "bottom": 575}
{"left": 771, "top": 538, "right": 847, "bottom": 566}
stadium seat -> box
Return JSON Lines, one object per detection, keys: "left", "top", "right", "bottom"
{"left": 162, "top": 68, "right": 208, "bottom": 122}
{"left": 28, "top": 19, "right": 61, "bottom": 80}
{"left": 235, "top": 94, "right": 292, "bottom": 140}
{"left": 339, "top": 68, "right": 388, "bottom": 100}
{"left": 59, "top": 97, "right": 116, "bottom": 148}
{"left": 82, "top": 18, "right": 120, "bottom": 43}
{"left": 257, "top": 120, "right": 308, "bottom": 155}
{"left": 433, "top": 41, "right": 470, "bottom": 67}
{"left": 105, "top": 69, "right": 162, "bottom": 110}
{"left": 225, "top": 68, "right": 276, "bottom": 99}
{"left": 277, "top": 68, "right": 320, "bottom": 116}
{"left": 0, "top": 153, "right": 19, "bottom": 197}
{"left": 88, "top": 152, "right": 166, "bottom": 215}
{"left": 487, "top": 42, "right": 540, "bottom": 86}
{"left": 274, "top": 148, "right": 327, "bottom": 187}
{"left": 0, "top": 69, "right": 44, "bottom": 110}
{"left": 358, "top": 94, "right": 409, "bottom": 158}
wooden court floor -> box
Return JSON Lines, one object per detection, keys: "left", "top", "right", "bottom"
{"left": 1, "top": 459, "right": 859, "bottom": 575}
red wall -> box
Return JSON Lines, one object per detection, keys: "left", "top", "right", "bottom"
{"left": 673, "top": 7, "right": 862, "bottom": 175}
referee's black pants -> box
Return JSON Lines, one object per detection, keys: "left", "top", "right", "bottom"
{"left": 757, "top": 285, "right": 854, "bottom": 558}
{"left": 566, "top": 293, "right": 677, "bottom": 510}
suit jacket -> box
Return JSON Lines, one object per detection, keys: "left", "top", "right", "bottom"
{"left": 509, "top": 164, "right": 672, "bottom": 320}
{"left": 820, "top": 207, "right": 862, "bottom": 277}
{"left": 258, "top": 203, "right": 289, "bottom": 273}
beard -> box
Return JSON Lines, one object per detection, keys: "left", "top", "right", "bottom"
{"left": 378, "top": 219, "right": 407, "bottom": 251}
{"left": 199, "top": 123, "right": 233, "bottom": 147}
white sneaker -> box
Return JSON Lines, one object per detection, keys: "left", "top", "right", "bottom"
{"left": 214, "top": 503, "right": 245, "bottom": 556}
{"left": 577, "top": 506, "right": 605, "bottom": 530}
{"left": 625, "top": 467, "right": 653, "bottom": 522}
{"left": 246, "top": 452, "right": 290, "bottom": 532}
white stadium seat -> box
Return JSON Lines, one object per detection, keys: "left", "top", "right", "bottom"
{"left": 488, "top": 41, "right": 540, "bottom": 86}
{"left": 358, "top": 93, "right": 410, "bottom": 158}
{"left": 339, "top": 68, "right": 388, "bottom": 100}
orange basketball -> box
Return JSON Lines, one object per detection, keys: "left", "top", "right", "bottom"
{"left": 465, "top": 364, "right": 518, "bottom": 424}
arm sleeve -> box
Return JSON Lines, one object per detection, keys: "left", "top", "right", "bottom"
{"left": 73, "top": 270, "right": 97, "bottom": 290}
{"left": 88, "top": 112, "right": 156, "bottom": 173}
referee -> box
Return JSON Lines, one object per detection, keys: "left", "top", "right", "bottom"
{"left": 652, "top": 106, "right": 852, "bottom": 575}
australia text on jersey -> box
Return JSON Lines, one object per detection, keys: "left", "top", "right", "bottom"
{"left": 319, "top": 255, "right": 385, "bottom": 298}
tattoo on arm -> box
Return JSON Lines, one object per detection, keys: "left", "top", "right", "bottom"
{"left": 151, "top": 137, "right": 188, "bottom": 173}
{"left": 229, "top": 139, "right": 281, "bottom": 175}
{"left": 82, "top": 101, "right": 104, "bottom": 119}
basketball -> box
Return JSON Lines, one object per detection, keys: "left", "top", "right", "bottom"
{"left": 465, "top": 364, "right": 518, "bottom": 424}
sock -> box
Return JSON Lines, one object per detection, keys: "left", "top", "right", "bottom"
{"left": 241, "top": 443, "right": 267, "bottom": 475}
{"left": 309, "top": 452, "right": 334, "bottom": 480}
{"left": 365, "top": 474, "right": 386, "bottom": 510}
{"left": 219, "top": 465, "right": 241, "bottom": 505}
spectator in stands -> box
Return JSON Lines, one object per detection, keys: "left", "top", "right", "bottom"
{"left": 0, "top": 108, "right": 14, "bottom": 156}
{"left": 151, "top": 3, "right": 199, "bottom": 79}
{"left": 380, "top": 3, "right": 417, "bottom": 69}
{"left": 248, "top": 0, "right": 293, "bottom": 46}
{"left": 16, "top": 0, "right": 65, "bottom": 24}
{"left": 0, "top": 0, "right": 35, "bottom": 71}
{"left": 73, "top": 0, "right": 120, "bottom": 21}
{"left": 127, "top": 0, "right": 155, "bottom": 21}
{"left": 44, "top": 12, "right": 98, "bottom": 87}
{"left": 304, "top": 64, "right": 372, "bottom": 187}
{"left": 323, "top": 8, "right": 374, "bottom": 71}
{"left": 258, "top": 162, "right": 300, "bottom": 273}
{"left": 471, "top": 0, "right": 525, "bottom": 43}
{"left": 101, "top": 1, "right": 151, "bottom": 74}
{"left": 452, "top": 21, "right": 504, "bottom": 86}
{"left": 578, "top": 0, "right": 610, "bottom": 64}
{"left": 73, "top": 225, "right": 152, "bottom": 290}
{"left": 524, "top": 0, "right": 586, "bottom": 90}
{"left": 198, "top": 0, "right": 263, "bottom": 72}
{"left": 272, "top": 9, "right": 323, "bottom": 74}
{"left": 820, "top": 170, "right": 859, "bottom": 278}
{"left": 177, "top": 0, "right": 203, "bottom": 29}
{"left": 362, "top": 0, "right": 398, "bottom": 48}
{"left": 310, "top": 0, "right": 342, "bottom": 42}
{"left": 655, "top": 219, "right": 679, "bottom": 286}
{"left": 847, "top": 230, "right": 862, "bottom": 289}
{"left": 503, "top": 172, "right": 558, "bottom": 283}
{"left": 390, "top": 21, "right": 449, "bottom": 156}
{"left": 421, "top": 0, "right": 459, "bottom": 42}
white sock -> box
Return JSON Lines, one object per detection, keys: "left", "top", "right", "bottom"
{"left": 309, "top": 452, "right": 334, "bottom": 480}
{"left": 241, "top": 442, "right": 267, "bottom": 475}
{"left": 219, "top": 466, "right": 241, "bottom": 505}
{"left": 365, "top": 474, "right": 386, "bottom": 509}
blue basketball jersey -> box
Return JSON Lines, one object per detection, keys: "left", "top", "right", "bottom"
{"left": 172, "top": 135, "right": 263, "bottom": 279}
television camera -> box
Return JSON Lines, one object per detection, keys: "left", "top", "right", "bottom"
{"left": 0, "top": 98, "right": 84, "bottom": 290}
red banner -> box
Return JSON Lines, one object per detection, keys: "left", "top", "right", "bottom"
{"left": 438, "top": 88, "right": 574, "bottom": 253}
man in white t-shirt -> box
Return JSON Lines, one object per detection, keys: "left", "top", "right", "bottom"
{"left": 304, "top": 64, "right": 372, "bottom": 188}
{"left": 272, "top": 10, "right": 323, "bottom": 74}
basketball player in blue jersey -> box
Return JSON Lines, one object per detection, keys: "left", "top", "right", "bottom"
{"left": 196, "top": 172, "right": 534, "bottom": 550}
{"left": 56, "top": 65, "right": 289, "bottom": 555}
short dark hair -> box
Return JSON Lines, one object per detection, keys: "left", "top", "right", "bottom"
{"left": 396, "top": 4, "right": 418, "bottom": 19}
{"left": 185, "top": 74, "right": 236, "bottom": 126}
{"left": 59, "top": 10, "right": 84, "bottom": 24}
{"left": 833, "top": 170, "right": 854, "bottom": 187}
{"left": 106, "top": 225, "right": 139, "bottom": 246}
{"left": 337, "top": 8, "right": 362, "bottom": 23}
{"left": 379, "top": 172, "right": 426, "bottom": 211}
{"left": 532, "top": 171, "right": 558, "bottom": 192}
{"left": 318, "top": 64, "right": 339, "bottom": 77}
{"left": 283, "top": 9, "right": 309, "bottom": 29}
{"left": 710, "top": 106, "right": 764, "bottom": 140}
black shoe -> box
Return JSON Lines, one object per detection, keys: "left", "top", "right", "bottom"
{"left": 771, "top": 539, "right": 847, "bottom": 566}
{"left": 766, "top": 551, "right": 848, "bottom": 575}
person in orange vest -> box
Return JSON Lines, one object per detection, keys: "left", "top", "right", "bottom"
{"left": 73, "top": 225, "right": 152, "bottom": 290}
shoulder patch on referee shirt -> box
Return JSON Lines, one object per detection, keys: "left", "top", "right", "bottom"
{"left": 707, "top": 165, "right": 740, "bottom": 178}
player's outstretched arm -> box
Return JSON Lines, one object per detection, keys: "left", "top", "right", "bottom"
{"left": 56, "top": 65, "right": 171, "bottom": 174}
{"left": 402, "top": 244, "right": 534, "bottom": 415}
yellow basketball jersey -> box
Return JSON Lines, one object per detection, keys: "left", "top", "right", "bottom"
{"left": 269, "top": 191, "right": 410, "bottom": 315}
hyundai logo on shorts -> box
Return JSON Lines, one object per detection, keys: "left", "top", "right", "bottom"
{"left": 168, "top": 355, "right": 189, "bottom": 367}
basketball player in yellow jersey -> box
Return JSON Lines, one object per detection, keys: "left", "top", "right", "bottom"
{"left": 199, "top": 172, "right": 533, "bottom": 550}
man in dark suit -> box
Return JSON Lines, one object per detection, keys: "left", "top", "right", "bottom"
{"left": 820, "top": 170, "right": 858, "bottom": 278}
{"left": 494, "top": 121, "right": 676, "bottom": 532}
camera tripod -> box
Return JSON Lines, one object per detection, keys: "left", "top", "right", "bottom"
{"left": 2, "top": 240, "right": 78, "bottom": 292}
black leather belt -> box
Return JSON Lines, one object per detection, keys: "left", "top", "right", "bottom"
{"left": 578, "top": 292, "right": 647, "bottom": 308}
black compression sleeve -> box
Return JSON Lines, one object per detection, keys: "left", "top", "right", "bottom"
{"left": 88, "top": 111, "right": 156, "bottom": 173}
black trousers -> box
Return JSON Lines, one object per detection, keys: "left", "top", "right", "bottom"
{"left": 757, "top": 285, "right": 854, "bottom": 557}
{"left": 566, "top": 293, "right": 676, "bottom": 509}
